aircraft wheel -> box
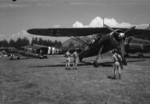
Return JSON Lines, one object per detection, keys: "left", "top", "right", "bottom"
{"left": 17, "top": 56, "right": 20, "bottom": 60}
{"left": 93, "top": 61, "right": 99, "bottom": 67}
{"left": 122, "top": 59, "right": 127, "bottom": 65}
{"left": 10, "top": 55, "right": 13, "bottom": 60}
{"left": 39, "top": 56, "right": 44, "bottom": 59}
{"left": 79, "top": 57, "right": 83, "bottom": 62}
{"left": 10, "top": 57, "right": 13, "bottom": 60}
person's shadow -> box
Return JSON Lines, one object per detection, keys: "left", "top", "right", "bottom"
{"left": 107, "top": 75, "right": 116, "bottom": 80}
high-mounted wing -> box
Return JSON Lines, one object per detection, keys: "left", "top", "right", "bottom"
{"left": 27, "top": 27, "right": 150, "bottom": 37}
{"left": 27, "top": 27, "right": 110, "bottom": 37}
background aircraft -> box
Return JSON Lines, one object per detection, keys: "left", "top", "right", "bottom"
{"left": 0, "top": 47, "right": 47, "bottom": 60}
{"left": 31, "top": 44, "right": 59, "bottom": 55}
{"left": 27, "top": 25, "right": 150, "bottom": 67}
{"left": 125, "top": 36, "right": 150, "bottom": 57}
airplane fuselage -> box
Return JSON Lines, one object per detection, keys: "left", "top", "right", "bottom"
{"left": 79, "top": 33, "right": 120, "bottom": 60}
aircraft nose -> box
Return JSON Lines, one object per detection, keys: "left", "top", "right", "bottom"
{"left": 119, "top": 33, "right": 125, "bottom": 39}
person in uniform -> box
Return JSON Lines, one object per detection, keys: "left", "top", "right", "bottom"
{"left": 112, "top": 49, "right": 122, "bottom": 79}
{"left": 72, "top": 50, "right": 78, "bottom": 69}
{"left": 65, "top": 50, "right": 71, "bottom": 70}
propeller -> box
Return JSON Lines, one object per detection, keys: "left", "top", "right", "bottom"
{"left": 104, "top": 24, "right": 136, "bottom": 65}
{"left": 124, "top": 26, "right": 136, "bottom": 34}
{"left": 120, "top": 39, "right": 125, "bottom": 60}
{"left": 104, "top": 24, "right": 119, "bottom": 35}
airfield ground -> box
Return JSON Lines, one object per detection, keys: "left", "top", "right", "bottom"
{"left": 0, "top": 54, "right": 150, "bottom": 104}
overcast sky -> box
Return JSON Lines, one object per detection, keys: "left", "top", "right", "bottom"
{"left": 0, "top": 0, "right": 150, "bottom": 41}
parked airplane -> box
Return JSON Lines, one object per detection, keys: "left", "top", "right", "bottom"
{"left": 125, "top": 36, "right": 150, "bottom": 57}
{"left": 22, "top": 44, "right": 49, "bottom": 55}
{"left": 0, "top": 47, "right": 47, "bottom": 60}
{"left": 31, "top": 44, "right": 59, "bottom": 55}
{"left": 27, "top": 25, "right": 150, "bottom": 67}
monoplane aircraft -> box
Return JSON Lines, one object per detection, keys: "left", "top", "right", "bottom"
{"left": 27, "top": 25, "right": 150, "bottom": 67}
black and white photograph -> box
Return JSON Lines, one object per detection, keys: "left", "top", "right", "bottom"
{"left": 0, "top": 0, "right": 150, "bottom": 104}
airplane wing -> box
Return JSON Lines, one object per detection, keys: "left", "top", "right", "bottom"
{"left": 27, "top": 27, "right": 111, "bottom": 37}
{"left": 27, "top": 27, "right": 150, "bottom": 37}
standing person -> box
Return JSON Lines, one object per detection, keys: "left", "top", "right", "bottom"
{"left": 112, "top": 49, "right": 122, "bottom": 79}
{"left": 65, "top": 50, "right": 71, "bottom": 70}
{"left": 72, "top": 50, "right": 78, "bottom": 69}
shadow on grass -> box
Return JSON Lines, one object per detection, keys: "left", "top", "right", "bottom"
{"left": 30, "top": 61, "right": 91, "bottom": 68}
{"left": 107, "top": 75, "right": 116, "bottom": 80}
{"left": 8, "top": 57, "right": 31, "bottom": 60}
{"left": 30, "top": 58, "right": 146, "bottom": 68}
{"left": 127, "top": 55, "right": 150, "bottom": 58}
{"left": 127, "top": 59, "right": 146, "bottom": 63}
{"left": 30, "top": 61, "right": 113, "bottom": 68}
{"left": 8, "top": 57, "right": 45, "bottom": 61}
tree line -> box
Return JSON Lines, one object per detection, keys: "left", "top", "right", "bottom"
{"left": 0, "top": 37, "right": 62, "bottom": 49}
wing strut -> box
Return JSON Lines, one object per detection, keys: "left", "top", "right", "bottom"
{"left": 93, "top": 45, "right": 104, "bottom": 67}
{"left": 71, "top": 36, "right": 91, "bottom": 47}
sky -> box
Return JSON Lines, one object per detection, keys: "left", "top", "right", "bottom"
{"left": 0, "top": 0, "right": 150, "bottom": 42}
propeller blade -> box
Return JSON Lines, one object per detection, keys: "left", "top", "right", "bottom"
{"left": 120, "top": 39, "right": 128, "bottom": 65}
{"left": 120, "top": 39, "right": 125, "bottom": 60}
{"left": 127, "top": 37, "right": 133, "bottom": 44}
{"left": 104, "top": 24, "right": 119, "bottom": 34}
{"left": 124, "top": 26, "right": 136, "bottom": 34}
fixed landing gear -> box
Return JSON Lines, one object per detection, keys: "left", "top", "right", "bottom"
{"left": 138, "top": 53, "right": 144, "bottom": 58}
{"left": 122, "top": 59, "right": 127, "bottom": 65}
{"left": 10, "top": 57, "right": 13, "bottom": 60}
{"left": 93, "top": 61, "right": 99, "bottom": 67}
{"left": 10, "top": 54, "right": 20, "bottom": 60}
{"left": 79, "top": 57, "right": 83, "bottom": 62}
{"left": 10, "top": 54, "right": 14, "bottom": 60}
{"left": 17, "top": 56, "right": 20, "bottom": 60}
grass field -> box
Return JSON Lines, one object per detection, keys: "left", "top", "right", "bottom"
{"left": 0, "top": 54, "right": 150, "bottom": 104}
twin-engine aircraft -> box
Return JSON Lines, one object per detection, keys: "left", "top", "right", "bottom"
{"left": 27, "top": 25, "right": 150, "bottom": 67}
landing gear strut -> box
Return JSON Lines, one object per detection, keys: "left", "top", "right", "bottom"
{"left": 17, "top": 56, "right": 20, "bottom": 60}
{"left": 93, "top": 61, "right": 99, "bottom": 67}
{"left": 79, "top": 57, "right": 83, "bottom": 62}
{"left": 122, "top": 59, "right": 127, "bottom": 65}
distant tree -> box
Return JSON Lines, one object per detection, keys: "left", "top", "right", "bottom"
{"left": 0, "top": 39, "right": 9, "bottom": 47}
{"left": 9, "top": 39, "right": 16, "bottom": 47}
{"left": 68, "top": 42, "right": 75, "bottom": 49}
{"left": 31, "top": 37, "right": 38, "bottom": 45}
{"left": 16, "top": 38, "right": 22, "bottom": 48}
{"left": 22, "top": 37, "right": 30, "bottom": 46}
{"left": 30, "top": 37, "right": 62, "bottom": 48}
{"left": 38, "top": 38, "right": 43, "bottom": 45}
{"left": 55, "top": 41, "right": 62, "bottom": 48}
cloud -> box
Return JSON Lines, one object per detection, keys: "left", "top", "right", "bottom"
{"left": 73, "top": 21, "right": 84, "bottom": 27}
{"left": 0, "top": 34, "right": 5, "bottom": 40}
{"left": 72, "top": 16, "right": 150, "bottom": 29}
{"left": 53, "top": 24, "right": 61, "bottom": 28}
{"left": 11, "top": 30, "right": 33, "bottom": 41}
{"left": 136, "top": 24, "right": 150, "bottom": 29}
{"left": 89, "top": 17, "right": 104, "bottom": 27}
{"left": 73, "top": 16, "right": 133, "bottom": 28}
